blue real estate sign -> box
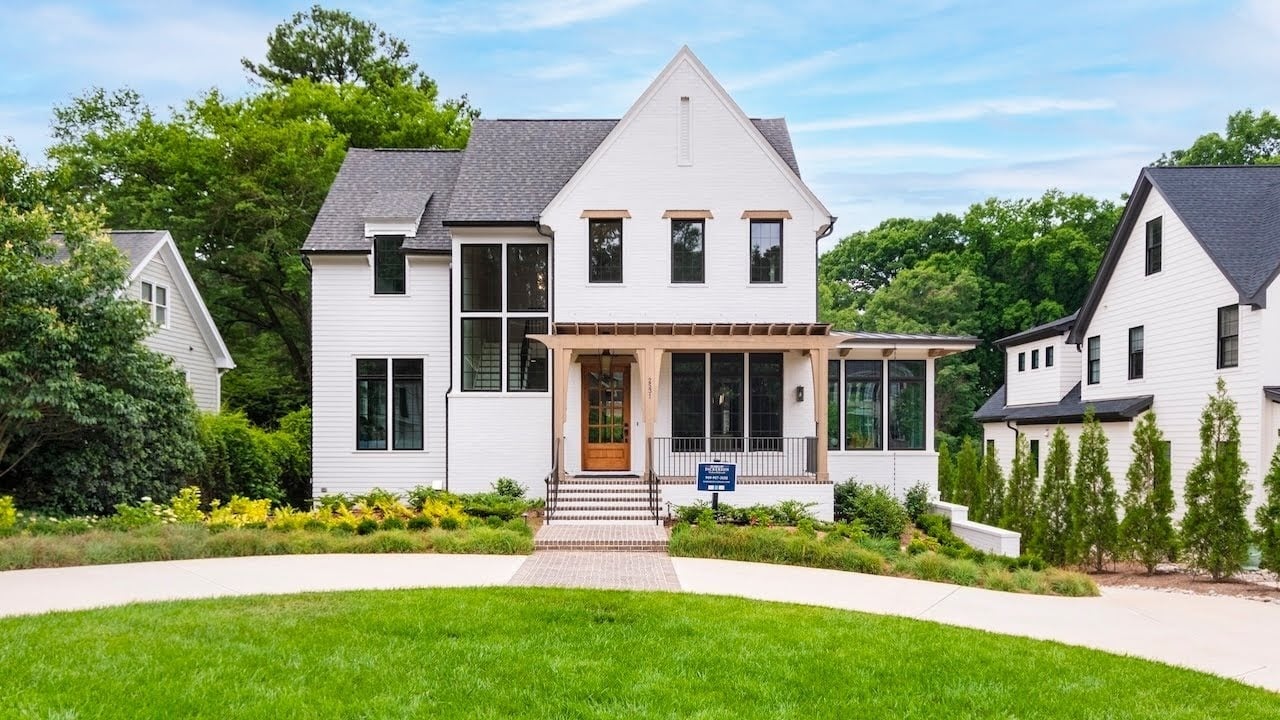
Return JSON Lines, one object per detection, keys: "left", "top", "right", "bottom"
{"left": 696, "top": 462, "right": 737, "bottom": 492}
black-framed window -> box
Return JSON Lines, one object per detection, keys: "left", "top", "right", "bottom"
{"left": 589, "top": 219, "right": 623, "bottom": 283}
{"left": 827, "top": 359, "right": 840, "bottom": 451}
{"left": 748, "top": 353, "right": 783, "bottom": 451}
{"left": 672, "top": 354, "right": 706, "bottom": 452}
{"left": 1018, "top": 352, "right": 1026, "bottom": 372}
{"left": 671, "top": 219, "right": 705, "bottom": 283}
{"left": 1128, "top": 326, "right": 1144, "bottom": 380}
{"left": 461, "top": 318, "right": 501, "bottom": 391}
{"left": 1087, "top": 336, "right": 1101, "bottom": 385}
{"left": 1046, "top": 346, "right": 1055, "bottom": 367}
{"left": 461, "top": 244, "right": 501, "bottom": 311}
{"left": 392, "top": 359, "right": 424, "bottom": 450}
{"left": 1029, "top": 438, "right": 1040, "bottom": 477}
{"left": 888, "top": 360, "right": 925, "bottom": 450}
{"left": 356, "top": 358, "right": 388, "bottom": 450}
{"left": 1145, "top": 217, "right": 1162, "bottom": 275}
{"left": 506, "top": 245, "right": 548, "bottom": 311}
{"left": 844, "top": 360, "right": 882, "bottom": 450}
{"left": 1031, "top": 349, "right": 1040, "bottom": 370}
{"left": 507, "top": 318, "right": 548, "bottom": 391}
{"left": 1217, "top": 305, "right": 1238, "bottom": 368}
{"left": 373, "top": 235, "right": 406, "bottom": 294}
{"left": 709, "top": 353, "right": 744, "bottom": 452}
{"left": 749, "top": 219, "right": 783, "bottom": 283}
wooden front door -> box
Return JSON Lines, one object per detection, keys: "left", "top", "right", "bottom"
{"left": 581, "top": 363, "right": 630, "bottom": 471}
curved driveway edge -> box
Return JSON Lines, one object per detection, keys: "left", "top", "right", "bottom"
{"left": 1, "top": 553, "right": 1277, "bottom": 693}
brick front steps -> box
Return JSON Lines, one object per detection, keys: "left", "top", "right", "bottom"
{"left": 533, "top": 524, "right": 670, "bottom": 553}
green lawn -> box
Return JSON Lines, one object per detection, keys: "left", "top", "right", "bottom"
{"left": 0, "top": 589, "right": 1275, "bottom": 718}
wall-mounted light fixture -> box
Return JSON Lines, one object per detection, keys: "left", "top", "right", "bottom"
{"left": 795, "top": 385, "right": 804, "bottom": 402}
{"left": 600, "top": 349, "right": 613, "bottom": 375}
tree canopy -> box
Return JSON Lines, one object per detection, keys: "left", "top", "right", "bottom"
{"left": 1157, "top": 109, "right": 1280, "bottom": 166}
{"left": 244, "top": 4, "right": 423, "bottom": 88}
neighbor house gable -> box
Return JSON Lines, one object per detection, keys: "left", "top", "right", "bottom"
{"left": 136, "top": 232, "right": 235, "bottom": 372}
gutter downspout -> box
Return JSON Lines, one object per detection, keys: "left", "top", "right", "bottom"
{"left": 815, "top": 216, "right": 837, "bottom": 322}
{"left": 444, "top": 263, "right": 453, "bottom": 493}
{"left": 535, "top": 217, "right": 557, "bottom": 491}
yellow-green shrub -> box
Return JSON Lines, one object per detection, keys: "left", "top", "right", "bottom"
{"left": 208, "top": 496, "right": 272, "bottom": 528}
{"left": 0, "top": 496, "right": 15, "bottom": 531}
{"left": 168, "top": 487, "right": 204, "bottom": 524}
{"left": 268, "top": 506, "right": 313, "bottom": 531}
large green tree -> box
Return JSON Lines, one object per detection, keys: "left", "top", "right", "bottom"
{"left": 1181, "top": 378, "right": 1252, "bottom": 581}
{"left": 1157, "top": 109, "right": 1280, "bottom": 166}
{"left": 1030, "top": 426, "right": 1074, "bottom": 565}
{"left": 0, "top": 184, "right": 201, "bottom": 513}
{"left": 46, "top": 8, "right": 477, "bottom": 423}
{"left": 1071, "top": 409, "right": 1119, "bottom": 571}
{"left": 1001, "top": 433, "right": 1038, "bottom": 535}
{"left": 1118, "top": 412, "right": 1177, "bottom": 574}
{"left": 1256, "top": 443, "right": 1280, "bottom": 577}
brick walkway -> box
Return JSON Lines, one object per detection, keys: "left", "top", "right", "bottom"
{"left": 509, "top": 552, "right": 681, "bottom": 591}
{"left": 534, "top": 523, "right": 669, "bottom": 552}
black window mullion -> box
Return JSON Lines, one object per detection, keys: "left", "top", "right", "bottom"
{"left": 373, "top": 236, "right": 406, "bottom": 294}
{"left": 749, "top": 220, "right": 783, "bottom": 283}
{"left": 1217, "top": 305, "right": 1239, "bottom": 368}
{"left": 1128, "top": 326, "right": 1144, "bottom": 380}
{"left": 589, "top": 219, "right": 623, "bottom": 283}
{"left": 671, "top": 219, "right": 705, "bottom": 283}
{"left": 356, "top": 358, "right": 388, "bottom": 450}
{"left": 1087, "top": 336, "right": 1101, "bottom": 385}
{"left": 392, "top": 359, "right": 424, "bottom": 450}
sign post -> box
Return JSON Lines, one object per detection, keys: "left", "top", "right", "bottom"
{"left": 697, "top": 462, "right": 737, "bottom": 511}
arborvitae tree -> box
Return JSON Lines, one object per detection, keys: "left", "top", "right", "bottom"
{"left": 1001, "top": 433, "right": 1038, "bottom": 534}
{"left": 1032, "top": 426, "right": 1074, "bottom": 565}
{"left": 955, "top": 437, "right": 980, "bottom": 509}
{"left": 1118, "top": 412, "right": 1177, "bottom": 573}
{"left": 1072, "top": 408, "right": 1120, "bottom": 571}
{"left": 978, "top": 442, "right": 1005, "bottom": 524}
{"left": 1182, "top": 378, "right": 1252, "bottom": 581}
{"left": 937, "top": 442, "right": 955, "bottom": 502}
{"left": 1256, "top": 443, "right": 1280, "bottom": 577}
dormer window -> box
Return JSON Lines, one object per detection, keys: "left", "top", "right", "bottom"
{"left": 1145, "top": 217, "right": 1162, "bottom": 275}
{"left": 373, "top": 235, "right": 406, "bottom": 294}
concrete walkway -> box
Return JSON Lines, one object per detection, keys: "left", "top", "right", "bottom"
{"left": 1, "top": 553, "right": 1277, "bottom": 693}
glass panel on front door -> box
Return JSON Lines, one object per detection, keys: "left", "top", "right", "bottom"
{"left": 582, "top": 366, "right": 630, "bottom": 471}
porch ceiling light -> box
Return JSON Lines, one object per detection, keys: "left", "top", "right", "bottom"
{"left": 601, "top": 349, "right": 613, "bottom": 374}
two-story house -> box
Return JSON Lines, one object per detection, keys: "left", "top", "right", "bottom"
{"left": 53, "top": 229, "right": 234, "bottom": 412}
{"left": 977, "top": 166, "right": 1280, "bottom": 514}
{"left": 304, "top": 47, "right": 975, "bottom": 522}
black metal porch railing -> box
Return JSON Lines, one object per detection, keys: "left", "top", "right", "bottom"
{"left": 543, "top": 438, "right": 560, "bottom": 522}
{"left": 652, "top": 436, "right": 817, "bottom": 478}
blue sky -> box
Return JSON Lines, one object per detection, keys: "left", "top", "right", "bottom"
{"left": 3, "top": 1, "right": 1278, "bottom": 236}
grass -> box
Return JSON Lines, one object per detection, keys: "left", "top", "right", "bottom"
{"left": 0, "top": 588, "right": 1274, "bottom": 718}
{"left": 0, "top": 524, "right": 533, "bottom": 570}
{"left": 669, "top": 524, "right": 1099, "bottom": 596}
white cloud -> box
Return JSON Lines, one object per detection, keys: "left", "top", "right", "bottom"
{"left": 402, "top": 0, "right": 653, "bottom": 34}
{"left": 797, "top": 143, "right": 997, "bottom": 164}
{"left": 791, "top": 97, "right": 1116, "bottom": 132}
{"left": 723, "top": 49, "right": 847, "bottom": 92}
{"left": 527, "top": 60, "right": 596, "bottom": 81}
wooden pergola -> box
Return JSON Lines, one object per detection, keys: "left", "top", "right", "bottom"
{"left": 530, "top": 322, "right": 846, "bottom": 485}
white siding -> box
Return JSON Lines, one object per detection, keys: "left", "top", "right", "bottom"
{"left": 134, "top": 253, "right": 221, "bottom": 412}
{"left": 1004, "top": 335, "right": 1079, "bottom": 406}
{"left": 1079, "top": 188, "right": 1266, "bottom": 510}
{"left": 541, "top": 56, "right": 824, "bottom": 324}
{"left": 310, "top": 254, "right": 449, "bottom": 497}
{"left": 662, "top": 482, "right": 834, "bottom": 522}
{"left": 828, "top": 453, "right": 938, "bottom": 499}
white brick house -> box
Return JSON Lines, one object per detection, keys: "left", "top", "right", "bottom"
{"left": 304, "top": 48, "right": 975, "bottom": 522}
{"left": 978, "top": 166, "right": 1280, "bottom": 515}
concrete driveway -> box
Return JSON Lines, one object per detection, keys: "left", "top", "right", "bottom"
{"left": 0, "top": 553, "right": 1276, "bottom": 693}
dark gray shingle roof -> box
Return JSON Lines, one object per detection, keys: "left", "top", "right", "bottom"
{"left": 995, "top": 311, "right": 1077, "bottom": 347}
{"left": 1265, "top": 386, "right": 1280, "bottom": 403}
{"left": 49, "top": 230, "right": 167, "bottom": 273}
{"left": 973, "top": 382, "right": 1153, "bottom": 424}
{"left": 363, "top": 190, "right": 432, "bottom": 221}
{"left": 444, "top": 118, "right": 804, "bottom": 225}
{"left": 303, "top": 149, "right": 462, "bottom": 253}
{"left": 1145, "top": 166, "right": 1280, "bottom": 301}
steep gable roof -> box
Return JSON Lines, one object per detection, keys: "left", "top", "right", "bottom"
{"left": 50, "top": 229, "right": 167, "bottom": 273}
{"left": 303, "top": 149, "right": 462, "bottom": 253}
{"left": 443, "top": 116, "right": 803, "bottom": 225}
{"left": 1070, "top": 165, "right": 1280, "bottom": 343}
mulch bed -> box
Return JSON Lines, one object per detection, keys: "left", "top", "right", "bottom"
{"left": 1090, "top": 561, "right": 1280, "bottom": 602}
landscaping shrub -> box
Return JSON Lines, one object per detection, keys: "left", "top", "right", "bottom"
{"left": 904, "top": 483, "right": 930, "bottom": 524}
{"left": 381, "top": 516, "right": 406, "bottom": 531}
{"left": 671, "top": 500, "right": 816, "bottom": 527}
{"left": 493, "top": 477, "right": 526, "bottom": 498}
{"left": 273, "top": 407, "right": 312, "bottom": 507}
{"left": 833, "top": 481, "right": 908, "bottom": 539}
{"left": 192, "top": 411, "right": 283, "bottom": 503}
{"left": 438, "top": 516, "right": 461, "bottom": 531}
{"left": 1182, "top": 378, "right": 1252, "bottom": 581}
{"left": 407, "top": 516, "right": 434, "bottom": 531}
{"left": 0, "top": 496, "right": 16, "bottom": 534}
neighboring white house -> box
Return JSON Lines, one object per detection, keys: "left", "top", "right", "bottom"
{"left": 977, "top": 165, "right": 1280, "bottom": 515}
{"left": 303, "top": 47, "right": 976, "bottom": 522}
{"left": 55, "top": 230, "right": 235, "bottom": 412}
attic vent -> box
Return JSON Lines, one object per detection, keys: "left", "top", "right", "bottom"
{"left": 678, "top": 96, "right": 692, "bottom": 166}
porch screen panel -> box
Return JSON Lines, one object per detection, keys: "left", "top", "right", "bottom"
{"left": 827, "top": 359, "right": 840, "bottom": 450}
{"left": 356, "top": 358, "right": 387, "bottom": 450}
{"left": 844, "top": 360, "right": 882, "bottom": 450}
{"left": 710, "top": 353, "right": 744, "bottom": 452}
{"left": 392, "top": 359, "right": 424, "bottom": 450}
{"left": 461, "top": 244, "right": 501, "bottom": 311}
{"left": 888, "top": 360, "right": 925, "bottom": 450}
{"left": 461, "top": 318, "right": 501, "bottom": 391}
{"left": 748, "top": 353, "right": 783, "bottom": 451}
{"left": 506, "top": 318, "right": 548, "bottom": 391}
{"left": 671, "top": 353, "right": 706, "bottom": 452}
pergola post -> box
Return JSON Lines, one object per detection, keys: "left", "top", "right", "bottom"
{"left": 809, "top": 346, "right": 830, "bottom": 483}
{"left": 637, "top": 346, "right": 660, "bottom": 478}
{"left": 551, "top": 342, "right": 570, "bottom": 483}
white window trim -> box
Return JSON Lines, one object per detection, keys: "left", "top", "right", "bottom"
{"left": 141, "top": 281, "right": 170, "bottom": 329}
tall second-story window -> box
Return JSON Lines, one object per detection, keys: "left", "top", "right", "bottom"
{"left": 1087, "top": 336, "right": 1101, "bottom": 384}
{"left": 1145, "top": 217, "right": 1162, "bottom": 275}
{"left": 1217, "top": 305, "right": 1239, "bottom": 369}
{"left": 671, "top": 219, "right": 705, "bottom": 283}
{"left": 373, "top": 235, "right": 406, "bottom": 294}
{"left": 1031, "top": 349, "right": 1040, "bottom": 369}
{"left": 589, "top": 219, "right": 623, "bottom": 283}
{"left": 461, "top": 243, "right": 549, "bottom": 392}
{"left": 1017, "top": 352, "right": 1026, "bottom": 372}
{"left": 749, "top": 220, "right": 783, "bottom": 283}
{"left": 1046, "top": 346, "right": 1055, "bottom": 367}
{"left": 1128, "top": 326, "right": 1144, "bottom": 380}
